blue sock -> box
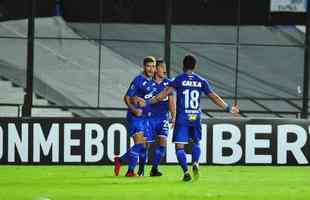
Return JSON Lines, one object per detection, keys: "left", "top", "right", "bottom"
{"left": 176, "top": 148, "right": 188, "bottom": 173}
{"left": 192, "top": 143, "right": 201, "bottom": 163}
{"left": 127, "top": 143, "right": 144, "bottom": 172}
{"left": 153, "top": 145, "right": 166, "bottom": 169}
{"left": 139, "top": 147, "right": 148, "bottom": 165}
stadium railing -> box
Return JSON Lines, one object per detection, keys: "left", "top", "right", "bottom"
{"left": 0, "top": 98, "right": 307, "bottom": 119}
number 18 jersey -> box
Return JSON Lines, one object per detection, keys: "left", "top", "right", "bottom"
{"left": 168, "top": 72, "right": 213, "bottom": 126}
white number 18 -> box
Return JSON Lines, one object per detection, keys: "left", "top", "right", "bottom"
{"left": 183, "top": 89, "right": 199, "bottom": 109}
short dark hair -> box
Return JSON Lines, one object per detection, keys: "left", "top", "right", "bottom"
{"left": 183, "top": 54, "right": 197, "bottom": 71}
{"left": 143, "top": 56, "right": 156, "bottom": 66}
{"left": 156, "top": 58, "right": 165, "bottom": 67}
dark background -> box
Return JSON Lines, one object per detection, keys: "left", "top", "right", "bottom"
{"left": 0, "top": 0, "right": 307, "bottom": 25}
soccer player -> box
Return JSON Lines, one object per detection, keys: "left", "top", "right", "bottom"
{"left": 114, "top": 56, "right": 156, "bottom": 177}
{"left": 137, "top": 59, "right": 176, "bottom": 177}
{"left": 149, "top": 54, "right": 239, "bottom": 181}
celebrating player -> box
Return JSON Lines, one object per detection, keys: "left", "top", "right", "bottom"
{"left": 114, "top": 56, "right": 156, "bottom": 177}
{"left": 137, "top": 58, "right": 176, "bottom": 177}
{"left": 148, "top": 54, "right": 239, "bottom": 181}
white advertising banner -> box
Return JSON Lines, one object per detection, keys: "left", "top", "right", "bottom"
{"left": 271, "top": 0, "right": 307, "bottom": 12}
{"left": 0, "top": 117, "right": 310, "bottom": 165}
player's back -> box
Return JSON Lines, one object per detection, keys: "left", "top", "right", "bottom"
{"left": 170, "top": 72, "right": 213, "bottom": 125}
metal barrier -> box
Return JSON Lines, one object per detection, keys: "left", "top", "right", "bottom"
{"left": 0, "top": 99, "right": 307, "bottom": 119}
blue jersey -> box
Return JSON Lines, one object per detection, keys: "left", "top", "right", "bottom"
{"left": 126, "top": 74, "right": 155, "bottom": 119}
{"left": 151, "top": 78, "right": 171, "bottom": 119}
{"left": 168, "top": 72, "right": 213, "bottom": 126}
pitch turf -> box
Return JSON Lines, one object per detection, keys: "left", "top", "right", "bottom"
{"left": 0, "top": 165, "right": 309, "bottom": 200}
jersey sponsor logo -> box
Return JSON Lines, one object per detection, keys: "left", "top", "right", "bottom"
{"left": 188, "top": 114, "right": 198, "bottom": 121}
{"left": 182, "top": 80, "right": 202, "bottom": 87}
{"left": 144, "top": 92, "right": 153, "bottom": 99}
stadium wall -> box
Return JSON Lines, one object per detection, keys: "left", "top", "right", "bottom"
{"left": 0, "top": 0, "right": 306, "bottom": 25}
{"left": 0, "top": 117, "right": 309, "bottom": 165}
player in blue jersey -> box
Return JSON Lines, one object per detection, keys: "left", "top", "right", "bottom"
{"left": 148, "top": 54, "right": 239, "bottom": 181}
{"left": 114, "top": 56, "right": 156, "bottom": 177}
{"left": 136, "top": 58, "right": 176, "bottom": 177}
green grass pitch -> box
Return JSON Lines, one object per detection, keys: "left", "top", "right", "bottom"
{"left": 0, "top": 165, "right": 309, "bottom": 200}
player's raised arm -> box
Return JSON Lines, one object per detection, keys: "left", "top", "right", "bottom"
{"left": 207, "top": 92, "right": 239, "bottom": 114}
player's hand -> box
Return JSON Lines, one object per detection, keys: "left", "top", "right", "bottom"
{"left": 131, "top": 96, "right": 146, "bottom": 107}
{"left": 231, "top": 105, "right": 239, "bottom": 114}
{"left": 131, "top": 108, "right": 143, "bottom": 117}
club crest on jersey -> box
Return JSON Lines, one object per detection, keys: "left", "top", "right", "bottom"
{"left": 182, "top": 80, "right": 202, "bottom": 87}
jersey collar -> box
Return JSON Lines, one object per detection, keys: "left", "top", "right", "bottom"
{"left": 141, "top": 73, "right": 153, "bottom": 81}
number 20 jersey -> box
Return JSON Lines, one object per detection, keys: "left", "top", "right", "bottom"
{"left": 168, "top": 72, "right": 213, "bottom": 126}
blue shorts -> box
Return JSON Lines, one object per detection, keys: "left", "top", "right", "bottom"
{"left": 150, "top": 117, "right": 169, "bottom": 137}
{"left": 172, "top": 123, "right": 201, "bottom": 144}
{"left": 127, "top": 116, "right": 154, "bottom": 142}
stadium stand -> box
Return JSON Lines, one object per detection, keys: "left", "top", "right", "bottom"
{"left": 70, "top": 22, "right": 309, "bottom": 118}
{"left": 0, "top": 78, "right": 73, "bottom": 117}
{"left": 0, "top": 17, "right": 139, "bottom": 117}
{"left": 0, "top": 17, "right": 309, "bottom": 117}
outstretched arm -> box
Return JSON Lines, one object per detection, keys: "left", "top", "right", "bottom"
{"left": 208, "top": 92, "right": 239, "bottom": 114}
{"left": 151, "top": 86, "right": 175, "bottom": 104}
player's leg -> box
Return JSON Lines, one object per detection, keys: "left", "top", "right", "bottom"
{"left": 137, "top": 141, "right": 149, "bottom": 176}
{"left": 150, "top": 135, "right": 166, "bottom": 176}
{"left": 114, "top": 118, "right": 145, "bottom": 177}
{"left": 137, "top": 118, "right": 153, "bottom": 176}
{"left": 114, "top": 132, "right": 145, "bottom": 176}
{"left": 173, "top": 125, "right": 191, "bottom": 181}
{"left": 175, "top": 143, "right": 191, "bottom": 181}
{"left": 190, "top": 125, "right": 202, "bottom": 180}
{"left": 150, "top": 119, "right": 168, "bottom": 176}
{"left": 125, "top": 133, "right": 145, "bottom": 177}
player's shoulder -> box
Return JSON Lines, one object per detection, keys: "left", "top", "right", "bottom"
{"left": 193, "top": 73, "right": 208, "bottom": 82}
{"left": 174, "top": 73, "right": 187, "bottom": 81}
{"left": 168, "top": 74, "right": 186, "bottom": 86}
{"left": 132, "top": 73, "right": 146, "bottom": 83}
{"left": 163, "top": 78, "right": 172, "bottom": 84}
